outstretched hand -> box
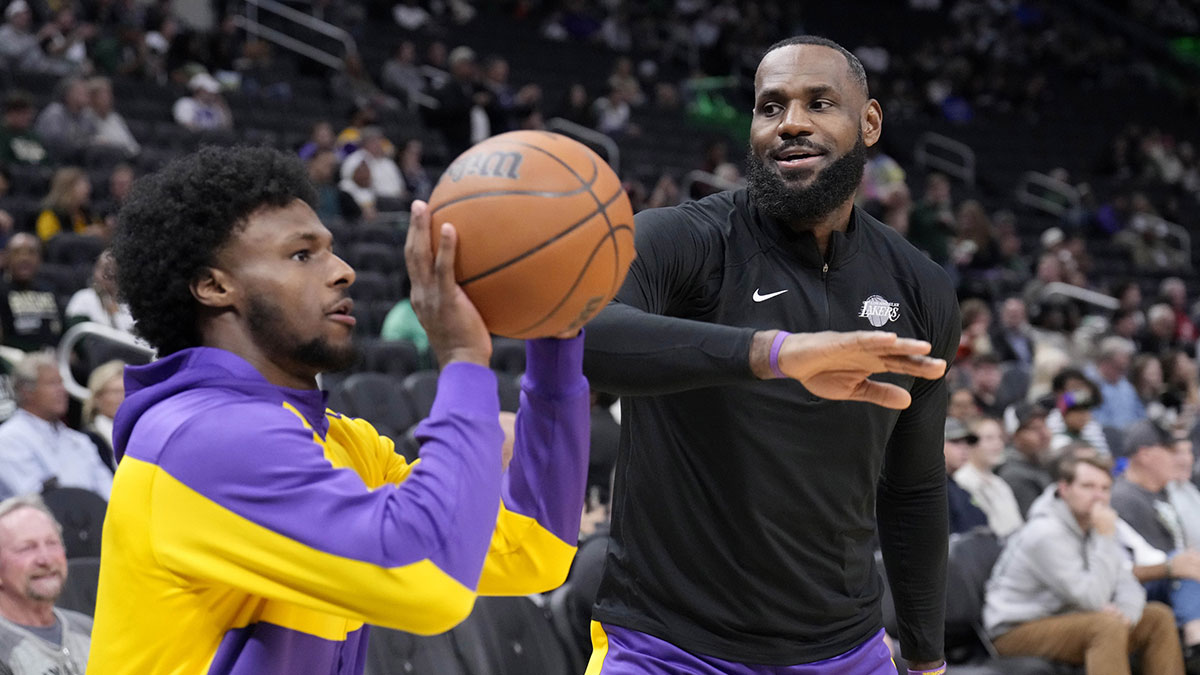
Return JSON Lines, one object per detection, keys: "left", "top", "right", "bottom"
{"left": 404, "top": 200, "right": 492, "bottom": 368}
{"left": 772, "top": 331, "right": 947, "bottom": 410}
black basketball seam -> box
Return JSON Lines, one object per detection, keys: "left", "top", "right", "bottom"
{"left": 460, "top": 185, "right": 627, "bottom": 286}
{"left": 429, "top": 184, "right": 597, "bottom": 219}
{"left": 508, "top": 224, "right": 635, "bottom": 336}
{"left": 499, "top": 141, "right": 622, "bottom": 291}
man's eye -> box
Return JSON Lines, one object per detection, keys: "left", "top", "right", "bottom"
{"left": 759, "top": 102, "right": 782, "bottom": 116}
{"left": 292, "top": 250, "right": 311, "bottom": 262}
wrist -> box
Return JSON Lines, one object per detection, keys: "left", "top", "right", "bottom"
{"left": 1167, "top": 558, "right": 1174, "bottom": 579}
{"left": 749, "top": 330, "right": 779, "bottom": 379}
{"left": 907, "top": 662, "right": 947, "bottom": 675}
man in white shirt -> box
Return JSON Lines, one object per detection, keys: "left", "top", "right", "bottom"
{"left": 87, "top": 76, "right": 139, "bottom": 157}
{"left": 342, "top": 126, "right": 405, "bottom": 202}
{"left": 954, "top": 416, "right": 1023, "bottom": 537}
{"left": 0, "top": 352, "right": 111, "bottom": 500}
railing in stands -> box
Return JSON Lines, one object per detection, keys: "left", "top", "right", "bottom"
{"left": 545, "top": 117, "right": 620, "bottom": 174}
{"left": 913, "top": 132, "right": 975, "bottom": 186}
{"left": 235, "top": 0, "right": 356, "bottom": 71}
{"left": 1038, "top": 282, "right": 1119, "bottom": 312}
{"left": 680, "top": 170, "right": 744, "bottom": 199}
{"left": 57, "top": 323, "right": 156, "bottom": 401}
{"left": 1015, "top": 171, "right": 1081, "bottom": 218}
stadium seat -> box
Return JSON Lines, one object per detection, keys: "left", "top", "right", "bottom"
{"left": 363, "top": 628, "right": 474, "bottom": 675}
{"left": 346, "top": 241, "right": 403, "bottom": 276}
{"left": 402, "top": 370, "right": 440, "bottom": 419}
{"left": 349, "top": 270, "right": 399, "bottom": 302}
{"left": 331, "top": 373, "right": 418, "bottom": 441}
{"left": 457, "top": 595, "right": 573, "bottom": 675}
{"left": 490, "top": 338, "right": 526, "bottom": 375}
{"left": 496, "top": 372, "right": 521, "bottom": 413}
{"left": 55, "top": 556, "right": 101, "bottom": 617}
{"left": 45, "top": 233, "right": 106, "bottom": 268}
{"left": 42, "top": 487, "right": 108, "bottom": 558}
{"left": 363, "top": 339, "right": 422, "bottom": 378}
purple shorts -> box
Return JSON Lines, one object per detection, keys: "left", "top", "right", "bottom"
{"left": 585, "top": 622, "right": 897, "bottom": 675}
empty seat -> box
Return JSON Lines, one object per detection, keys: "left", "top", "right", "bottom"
{"left": 349, "top": 270, "right": 398, "bottom": 302}
{"left": 363, "top": 628, "right": 476, "bottom": 675}
{"left": 346, "top": 241, "right": 403, "bottom": 276}
{"left": 331, "top": 372, "right": 417, "bottom": 440}
{"left": 363, "top": 338, "right": 422, "bottom": 378}
{"left": 42, "top": 487, "right": 108, "bottom": 558}
{"left": 56, "top": 556, "right": 101, "bottom": 617}
{"left": 490, "top": 338, "right": 526, "bottom": 375}
{"left": 402, "top": 370, "right": 440, "bottom": 419}
{"left": 496, "top": 372, "right": 521, "bottom": 413}
{"left": 45, "top": 233, "right": 106, "bottom": 268}
{"left": 457, "top": 595, "right": 572, "bottom": 675}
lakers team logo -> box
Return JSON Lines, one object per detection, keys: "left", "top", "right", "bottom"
{"left": 858, "top": 295, "right": 900, "bottom": 327}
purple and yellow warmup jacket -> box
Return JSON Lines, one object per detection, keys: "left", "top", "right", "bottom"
{"left": 88, "top": 336, "right": 590, "bottom": 674}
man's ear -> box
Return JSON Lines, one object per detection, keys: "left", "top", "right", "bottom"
{"left": 862, "top": 98, "right": 882, "bottom": 147}
{"left": 191, "top": 267, "right": 235, "bottom": 309}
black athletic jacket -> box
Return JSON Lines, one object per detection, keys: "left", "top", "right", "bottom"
{"left": 582, "top": 189, "right": 959, "bottom": 665}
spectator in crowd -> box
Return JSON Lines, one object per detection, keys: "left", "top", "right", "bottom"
{"left": 1116, "top": 213, "right": 1189, "bottom": 272}
{"left": 1046, "top": 369, "right": 1111, "bottom": 455}
{"left": 957, "top": 297, "right": 993, "bottom": 362}
{"left": 1112, "top": 308, "right": 1144, "bottom": 349}
{"left": 968, "top": 353, "right": 1005, "bottom": 417}
{"left": 0, "top": 92, "right": 47, "bottom": 166}
{"left": 592, "top": 84, "right": 636, "bottom": 138}
{"left": 33, "top": 77, "right": 97, "bottom": 160}
{"left": 0, "top": 0, "right": 75, "bottom": 76}
{"left": 607, "top": 56, "right": 644, "bottom": 107}
{"left": 1168, "top": 432, "right": 1200, "bottom": 551}
{"left": 951, "top": 199, "right": 999, "bottom": 274}
{"left": 0, "top": 352, "right": 111, "bottom": 500}
{"left": 65, "top": 250, "right": 134, "bottom": 335}
{"left": 1022, "top": 252, "right": 1065, "bottom": 321}
{"left": 392, "top": 0, "right": 431, "bottom": 31}
{"left": 335, "top": 104, "right": 391, "bottom": 159}
{"left": 35, "top": 166, "right": 102, "bottom": 241}
{"left": 1088, "top": 336, "right": 1146, "bottom": 429}
{"left": 0, "top": 234, "right": 62, "bottom": 352}
{"left": 96, "top": 162, "right": 134, "bottom": 227}
{"left": 1143, "top": 303, "right": 1183, "bottom": 356}
{"left": 1130, "top": 353, "right": 1168, "bottom": 419}
{"left": 172, "top": 73, "right": 233, "bottom": 132}
{"left": 907, "top": 172, "right": 955, "bottom": 265}
{"left": 1111, "top": 419, "right": 1200, "bottom": 663}
{"left": 381, "top": 41, "right": 425, "bottom": 104}
{"left": 338, "top": 151, "right": 377, "bottom": 221}
{"left": 955, "top": 415, "right": 1023, "bottom": 537}
{"left": 306, "top": 150, "right": 361, "bottom": 223}
{"left": 380, "top": 281, "right": 431, "bottom": 370}
{"left": 1162, "top": 350, "right": 1200, "bottom": 420}
{"left": 39, "top": 6, "right": 94, "bottom": 71}
{"left": 945, "top": 417, "right": 989, "bottom": 534}
{"left": 427, "top": 45, "right": 485, "bottom": 158}
{"left": 644, "top": 173, "right": 680, "bottom": 210}
{"left": 343, "top": 127, "right": 404, "bottom": 204}
{"left": 948, "top": 386, "right": 981, "bottom": 422}
{"left": 87, "top": 76, "right": 140, "bottom": 157}
{"left": 1160, "top": 277, "right": 1197, "bottom": 345}
{"left": 297, "top": 121, "right": 336, "bottom": 162}
{"left": 984, "top": 453, "right": 1184, "bottom": 674}
{"left": 554, "top": 83, "right": 595, "bottom": 129}
{"left": 330, "top": 53, "right": 398, "bottom": 112}
{"left": 399, "top": 138, "right": 433, "bottom": 203}
{"left": 991, "top": 296, "right": 1035, "bottom": 366}
{"left": 82, "top": 359, "right": 124, "bottom": 468}
{"left": 858, "top": 143, "right": 910, "bottom": 234}
{"left": 998, "top": 402, "right": 1054, "bottom": 517}
{"left": 0, "top": 495, "right": 92, "bottom": 674}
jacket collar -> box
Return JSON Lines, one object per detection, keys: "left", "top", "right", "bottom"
{"left": 745, "top": 193, "right": 865, "bottom": 270}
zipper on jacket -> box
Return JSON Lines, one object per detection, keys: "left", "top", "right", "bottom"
{"left": 821, "top": 262, "right": 831, "bottom": 328}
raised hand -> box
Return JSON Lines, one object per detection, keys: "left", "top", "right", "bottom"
{"left": 767, "top": 331, "right": 947, "bottom": 410}
{"left": 404, "top": 200, "right": 492, "bottom": 368}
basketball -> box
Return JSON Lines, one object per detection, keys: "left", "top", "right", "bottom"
{"left": 426, "top": 130, "right": 636, "bottom": 339}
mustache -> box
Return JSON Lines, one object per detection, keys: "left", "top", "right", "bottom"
{"left": 770, "top": 139, "right": 829, "bottom": 159}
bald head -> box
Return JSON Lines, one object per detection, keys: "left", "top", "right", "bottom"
{"left": 760, "top": 36, "right": 869, "bottom": 99}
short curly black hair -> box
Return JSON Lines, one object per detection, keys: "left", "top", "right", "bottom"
{"left": 112, "top": 146, "right": 316, "bottom": 355}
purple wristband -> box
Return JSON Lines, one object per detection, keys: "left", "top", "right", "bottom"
{"left": 769, "top": 331, "right": 790, "bottom": 379}
{"left": 908, "top": 665, "right": 947, "bottom": 675}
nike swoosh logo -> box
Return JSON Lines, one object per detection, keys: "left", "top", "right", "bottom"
{"left": 752, "top": 288, "right": 789, "bottom": 302}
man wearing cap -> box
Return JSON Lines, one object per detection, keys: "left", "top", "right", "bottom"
{"left": 342, "top": 127, "right": 405, "bottom": 204}
{"left": 944, "top": 417, "right": 988, "bottom": 534}
{"left": 984, "top": 453, "right": 1184, "bottom": 674}
{"left": 428, "top": 45, "right": 488, "bottom": 157}
{"left": 0, "top": 92, "right": 46, "bottom": 165}
{"left": 173, "top": 73, "right": 233, "bottom": 132}
{"left": 1111, "top": 419, "right": 1200, "bottom": 665}
{"left": 998, "top": 402, "right": 1054, "bottom": 517}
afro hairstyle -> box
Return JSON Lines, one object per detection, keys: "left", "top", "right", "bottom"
{"left": 111, "top": 145, "right": 317, "bottom": 355}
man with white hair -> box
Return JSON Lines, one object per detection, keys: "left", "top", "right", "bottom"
{"left": 0, "top": 352, "right": 111, "bottom": 500}
{"left": 172, "top": 73, "right": 233, "bottom": 132}
{"left": 0, "top": 495, "right": 92, "bottom": 674}
{"left": 1087, "top": 336, "right": 1145, "bottom": 429}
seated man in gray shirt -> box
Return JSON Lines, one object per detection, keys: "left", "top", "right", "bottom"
{"left": 1111, "top": 419, "right": 1200, "bottom": 665}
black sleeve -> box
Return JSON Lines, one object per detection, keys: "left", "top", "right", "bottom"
{"left": 876, "top": 267, "right": 960, "bottom": 664}
{"left": 583, "top": 203, "right": 757, "bottom": 396}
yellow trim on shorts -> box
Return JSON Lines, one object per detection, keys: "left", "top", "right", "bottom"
{"left": 584, "top": 621, "right": 609, "bottom": 675}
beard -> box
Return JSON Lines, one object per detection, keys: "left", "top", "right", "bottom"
{"left": 246, "top": 292, "right": 359, "bottom": 374}
{"left": 746, "top": 132, "right": 867, "bottom": 229}
{"left": 25, "top": 570, "right": 65, "bottom": 602}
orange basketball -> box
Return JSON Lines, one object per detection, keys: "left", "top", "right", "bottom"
{"left": 427, "top": 131, "right": 636, "bottom": 339}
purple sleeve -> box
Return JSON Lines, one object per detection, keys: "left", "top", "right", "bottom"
{"left": 502, "top": 333, "right": 591, "bottom": 544}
